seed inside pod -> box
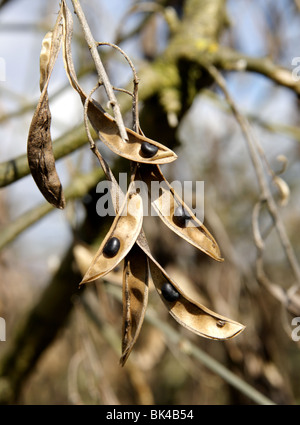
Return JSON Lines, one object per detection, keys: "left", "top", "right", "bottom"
{"left": 103, "top": 237, "right": 120, "bottom": 257}
{"left": 161, "top": 282, "right": 180, "bottom": 302}
{"left": 173, "top": 205, "right": 192, "bottom": 227}
{"left": 216, "top": 320, "right": 226, "bottom": 328}
{"left": 140, "top": 142, "right": 159, "bottom": 158}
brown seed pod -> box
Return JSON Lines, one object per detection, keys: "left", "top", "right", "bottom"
{"left": 86, "top": 102, "right": 178, "bottom": 165}
{"left": 80, "top": 185, "right": 143, "bottom": 284}
{"left": 138, "top": 164, "right": 223, "bottom": 261}
{"left": 148, "top": 259, "right": 245, "bottom": 340}
{"left": 120, "top": 243, "right": 149, "bottom": 366}
{"left": 61, "top": 2, "right": 177, "bottom": 166}
{"left": 27, "top": 94, "right": 65, "bottom": 209}
{"left": 27, "top": 8, "right": 65, "bottom": 209}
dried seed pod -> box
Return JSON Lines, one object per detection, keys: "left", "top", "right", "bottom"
{"left": 61, "top": 3, "right": 177, "bottom": 166}
{"left": 148, "top": 259, "right": 245, "bottom": 340}
{"left": 39, "top": 31, "right": 52, "bottom": 91}
{"left": 120, "top": 243, "right": 149, "bottom": 366}
{"left": 86, "top": 101, "right": 178, "bottom": 165}
{"left": 138, "top": 165, "right": 223, "bottom": 261}
{"left": 27, "top": 6, "right": 65, "bottom": 209}
{"left": 80, "top": 185, "right": 143, "bottom": 284}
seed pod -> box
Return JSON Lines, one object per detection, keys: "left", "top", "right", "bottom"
{"left": 148, "top": 259, "right": 245, "bottom": 340}
{"left": 61, "top": 4, "right": 177, "bottom": 167}
{"left": 103, "top": 237, "right": 121, "bottom": 257}
{"left": 39, "top": 31, "right": 52, "bottom": 91}
{"left": 80, "top": 185, "right": 143, "bottom": 284}
{"left": 120, "top": 244, "right": 149, "bottom": 366}
{"left": 85, "top": 101, "right": 178, "bottom": 165}
{"left": 138, "top": 164, "right": 223, "bottom": 261}
{"left": 27, "top": 6, "right": 65, "bottom": 209}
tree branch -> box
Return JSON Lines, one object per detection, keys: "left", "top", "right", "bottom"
{"left": 70, "top": 0, "right": 128, "bottom": 142}
{"left": 205, "top": 64, "right": 300, "bottom": 287}
{"left": 211, "top": 47, "right": 300, "bottom": 95}
{"left": 0, "top": 166, "right": 104, "bottom": 251}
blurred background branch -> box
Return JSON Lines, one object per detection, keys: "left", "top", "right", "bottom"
{"left": 0, "top": 0, "right": 14, "bottom": 10}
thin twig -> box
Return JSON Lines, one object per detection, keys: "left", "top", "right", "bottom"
{"left": 96, "top": 41, "right": 141, "bottom": 132}
{"left": 74, "top": 297, "right": 120, "bottom": 404}
{"left": 201, "top": 88, "right": 300, "bottom": 144}
{"left": 211, "top": 47, "right": 300, "bottom": 95}
{"left": 114, "top": 1, "right": 179, "bottom": 45}
{"left": 70, "top": 0, "right": 128, "bottom": 142}
{"left": 83, "top": 85, "right": 125, "bottom": 214}
{"left": 252, "top": 200, "right": 265, "bottom": 252}
{"left": 205, "top": 64, "right": 300, "bottom": 287}
{"left": 81, "top": 40, "right": 142, "bottom": 211}
{"left": 103, "top": 283, "right": 276, "bottom": 406}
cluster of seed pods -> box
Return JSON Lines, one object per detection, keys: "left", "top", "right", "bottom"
{"left": 79, "top": 161, "right": 245, "bottom": 365}
{"left": 76, "top": 109, "right": 245, "bottom": 364}
{"left": 27, "top": 0, "right": 245, "bottom": 366}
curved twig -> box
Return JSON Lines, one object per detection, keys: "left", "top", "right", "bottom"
{"left": 96, "top": 41, "right": 140, "bottom": 132}
{"left": 70, "top": 0, "right": 128, "bottom": 142}
{"left": 205, "top": 63, "right": 300, "bottom": 287}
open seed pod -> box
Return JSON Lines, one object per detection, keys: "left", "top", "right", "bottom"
{"left": 80, "top": 183, "right": 143, "bottom": 284}
{"left": 148, "top": 259, "right": 245, "bottom": 339}
{"left": 138, "top": 164, "right": 223, "bottom": 261}
{"left": 87, "top": 101, "right": 178, "bottom": 165}
{"left": 121, "top": 243, "right": 149, "bottom": 366}
{"left": 61, "top": 1, "right": 177, "bottom": 166}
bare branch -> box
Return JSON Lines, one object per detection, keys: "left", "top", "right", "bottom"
{"left": 70, "top": 0, "right": 129, "bottom": 142}
{"left": 103, "top": 283, "right": 276, "bottom": 406}
{"left": 96, "top": 41, "right": 140, "bottom": 132}
{"left": 208, "top": 47, "right": 300, "bottom": 95}
{"left": 205, "top": 64, "right": 300, "bottom": 287}
{"left": 0, "top": 167, "right": 104, "bottom": 251}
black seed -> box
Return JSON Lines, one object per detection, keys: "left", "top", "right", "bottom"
{"left": 173, "top": 205, "right": 192, "bottom": 227}
{"left": 161, "top": 282, "right": 180, "bottom": 302}
{"left": 140, "top": 142, "right": 158, "bottom": 158}
{"left": 103, "top": 237, "right": 120, "bottom": 257}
